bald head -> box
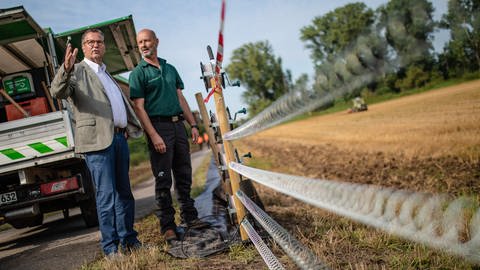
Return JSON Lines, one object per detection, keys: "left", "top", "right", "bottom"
{"left": 136, "top": 29, "right": 159, "bottom": 59}
{"left": 138, "top": 29, "right": 157, "bottom": 39}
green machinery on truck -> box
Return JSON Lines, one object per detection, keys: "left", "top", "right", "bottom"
{"left": 0, "top": 6, "right": 141, "bottom": 229}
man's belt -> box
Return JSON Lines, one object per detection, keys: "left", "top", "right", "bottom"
{"left": 114, "top": 127, "right": 126, "bottom": 133}
{"left": 150, "top": 115, "right": 184, "bottom": 123}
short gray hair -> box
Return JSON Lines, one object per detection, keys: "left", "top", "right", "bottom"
{"left": 81, "top": 29, "right": 104, "bottom": 44}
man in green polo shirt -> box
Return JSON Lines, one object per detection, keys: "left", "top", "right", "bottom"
{"left": 129, "top": 29, "right": 207, "bottom": 242}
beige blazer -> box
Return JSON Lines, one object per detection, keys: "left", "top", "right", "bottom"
{"left": 51, "top": 61, "right": 143, "bottom": 153}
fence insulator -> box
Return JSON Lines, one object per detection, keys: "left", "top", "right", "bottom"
{"left": 230, "top": 162, "right": 480, "bottom": 264}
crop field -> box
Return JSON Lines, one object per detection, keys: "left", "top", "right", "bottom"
{"left": 238, "top": 79, "right": 480, "bottom": 268}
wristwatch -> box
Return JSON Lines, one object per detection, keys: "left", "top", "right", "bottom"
{"left": 191, "top": 124, "right": 198, "bottom": 129}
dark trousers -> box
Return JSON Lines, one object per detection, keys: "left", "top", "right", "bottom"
{"left": 148, "top": 121, "right": 198, "bottom": 233}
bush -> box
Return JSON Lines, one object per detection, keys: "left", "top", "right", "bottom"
{"left": 375, "top": 74, "right": 398, "bottom": 95}
{"left": 462, "top": 71, "right": 480, "bottom": 80}
{"left": 395, "top": 65, "right": 430, "bottom": 91}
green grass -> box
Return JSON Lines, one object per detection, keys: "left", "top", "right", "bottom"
{"left": 228, "top": 243, "right": 258, "bottom": 264}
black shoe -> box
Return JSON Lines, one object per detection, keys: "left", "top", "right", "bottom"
{"left": 164, "top": 229, "right": 178, "bottom": 242}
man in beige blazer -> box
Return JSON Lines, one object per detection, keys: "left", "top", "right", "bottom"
{"left": 51, "top": 29, "right": 143, "bottom": 258}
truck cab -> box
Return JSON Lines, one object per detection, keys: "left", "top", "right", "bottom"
{"left": 0, "top": 6, "right": 140, "bottom": 229}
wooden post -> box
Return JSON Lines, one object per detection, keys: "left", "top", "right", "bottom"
{"left": 41, "top": 81, "right": 57, "bottom": 112}
{"left": 0, "top": 88, "right": 29, "bottom": 118}
{"left": 56, "top": 98, "right": 64, "bottom": 111}
{"left": 195, "top": 94, "right": 220, "bottom": 166}
{"left": 195, "top": 92, "right": 232, "bottom": 195}
{"left": 209, "top": 78, "right": 248, "bottom": 240}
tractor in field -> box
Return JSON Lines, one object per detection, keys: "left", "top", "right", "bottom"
{"left": 348, "top": 97, "right": 368, "bottom": 113}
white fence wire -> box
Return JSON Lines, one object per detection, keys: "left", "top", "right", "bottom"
{"left": 223, "top": 73, "right": 375, "bottom": 141}
{"left": 237, "top": 190, "right": 330, "bottom": 270}
{"left": 241, "top": 218, "right": 286, "bottom": 270}
{"left": 230, "top": 162, "right": 480, "bottom": 264}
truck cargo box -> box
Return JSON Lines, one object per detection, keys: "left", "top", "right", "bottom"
{"left": 5, "top": 97, "right": 50, "bottom": 121}
{"left": 0, "top": 110, "right": 75, "bottom": 174}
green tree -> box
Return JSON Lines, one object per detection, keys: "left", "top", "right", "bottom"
{"left": 293, "top": 73, "right": 309, "bottom": 93}
{"left": 440, "top": 0, "right": 480, "bottom": 75}
{"left": 226, "top": 41, "right": 290, "bottom": 116}
{"left": 300, "top": 2, "right": 375, "bottom": 67}
{"left": 378, "top": 0, "right": 436, "bottom": 68}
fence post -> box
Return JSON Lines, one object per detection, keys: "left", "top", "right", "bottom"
{"left": 209, "top": 79, "right": 248, "bottom": 240}
{"left": 195, "top": 92, "right": 231, "bottom": 195}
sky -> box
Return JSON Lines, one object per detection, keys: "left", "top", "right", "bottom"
{"left": 1, "top": 0, "right": 449, "bottom": 118}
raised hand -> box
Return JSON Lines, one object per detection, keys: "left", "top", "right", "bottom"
{"left": 64, "top": 43, "right": 78, "bottom": 73}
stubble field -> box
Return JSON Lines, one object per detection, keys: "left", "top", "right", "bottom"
{"left": 238, "top": 79, "right": 480, "bottom": 269}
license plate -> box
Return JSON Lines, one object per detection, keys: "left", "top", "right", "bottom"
{"left": 0, "top": 191, "right": 17, "bottom": 206}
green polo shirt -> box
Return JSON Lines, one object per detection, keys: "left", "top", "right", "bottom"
{"left": 129, "top": 57, "right": 184, "bottom": 117}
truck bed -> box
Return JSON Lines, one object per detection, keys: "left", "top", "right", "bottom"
{"left": 0, "top": 110, "right": 76, "bottom": 174}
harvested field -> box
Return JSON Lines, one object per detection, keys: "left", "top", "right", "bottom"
{"left": 238, "top": 80, "right": 480, "bottom": 269}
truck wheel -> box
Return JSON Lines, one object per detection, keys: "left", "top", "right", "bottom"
{"left": 79, "top": 196, "right": 98, "bottom": 227}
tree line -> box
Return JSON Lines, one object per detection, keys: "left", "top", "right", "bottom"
{"left": 226, "top": 0, "right": 479, "bottom": 117}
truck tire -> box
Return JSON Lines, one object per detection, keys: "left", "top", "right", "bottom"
{"left": 77, "top": 162, "right": 98, "bottom": 227}
{"left": 79, "top": 196, "right": 98, "bottom": 227}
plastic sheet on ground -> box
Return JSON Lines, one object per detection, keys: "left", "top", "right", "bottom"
{"left": 167, "top": 154, "right": 240, "bottom": 258}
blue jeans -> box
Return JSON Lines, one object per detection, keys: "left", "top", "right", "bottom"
{"left": 85, "top": 133, "right": 139, "bottom": 255}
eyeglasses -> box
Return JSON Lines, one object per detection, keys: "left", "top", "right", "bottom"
{"left": 83, "top": 40, "right": 104, "bottom": 47}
